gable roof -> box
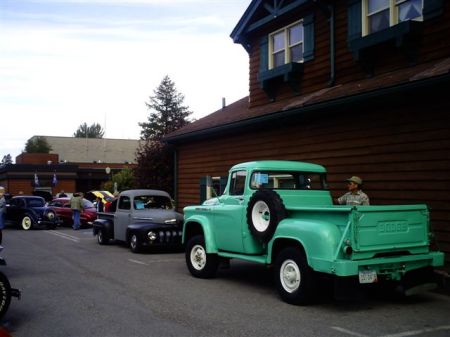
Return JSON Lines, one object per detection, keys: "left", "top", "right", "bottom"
{"left": 230, "top": 0, "right": 312, "bottom": 51}
{"left": 30, "top": 136, "right": 142, "bottom": 164}
{"left": 165, "top": 57, "right": 450, "bottom": 144}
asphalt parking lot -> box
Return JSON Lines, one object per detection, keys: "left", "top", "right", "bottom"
{"left": 1, "top": 227, "right": 449, "bottom": 337}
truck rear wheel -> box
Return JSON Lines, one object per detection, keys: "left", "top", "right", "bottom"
{"left": 275, "top": 247, "right": 315, "bottom": 305}
{"left": 97, "top": 229, "right": 109, "bottom": 245}
{"left": 186, "top": 235, "right": 219, "bottom": 278}
{"left": 247, "top": 190, "right": 286, "bottom": 242}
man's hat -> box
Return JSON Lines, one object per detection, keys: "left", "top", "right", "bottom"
{"left": 346, "top": 176, "right": 363, "bottom": 185}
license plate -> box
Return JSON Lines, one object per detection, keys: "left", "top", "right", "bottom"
{"left": 359, "top": 270, "right": 378, "bottom": 284}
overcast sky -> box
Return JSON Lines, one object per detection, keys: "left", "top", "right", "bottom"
{"left": 0, "top": 0, "right": 250, "bottom": 161}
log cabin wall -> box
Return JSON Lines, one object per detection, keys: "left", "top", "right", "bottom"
{"left": 168, "top": 1, "right": 450, "bottom": 266}
{"left": 248, "top": 1, "right": 450, "bottom": 108}
{"left": 175, "top": 94, "right": 450, "bottom": 265}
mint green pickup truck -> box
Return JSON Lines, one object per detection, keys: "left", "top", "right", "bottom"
{"left": 183, "top": 161, "right": 444, "bottom": 304}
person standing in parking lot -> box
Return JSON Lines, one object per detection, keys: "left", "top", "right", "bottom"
{"left": 70, "top": 192, "right": 83, "bottom": 230}
{"left": 0, "top": 187, "right": 6, "bottom": 244}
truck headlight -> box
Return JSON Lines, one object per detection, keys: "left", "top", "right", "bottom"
{"left": 148, "top": 231, "right": 157, "bottom": 241}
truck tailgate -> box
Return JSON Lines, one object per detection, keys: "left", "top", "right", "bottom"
{"left": 351, "top": 205, "right": 429, "bottom": 259}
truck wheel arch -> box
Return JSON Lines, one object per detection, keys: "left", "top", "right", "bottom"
{"left": 270, "top": 238, "right": 308, "bottom": 265}
{"left": 184, "top": 220, "right": 218, "bottom": 253}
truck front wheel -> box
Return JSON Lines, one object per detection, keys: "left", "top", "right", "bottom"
{"left": 130, "top": 234, "right": 142, "bottom": 253}
{"left": 275, "top": 247, "right": 315, "bottom": 305}
{"left": 186, "top": 235, "right": 219, "bottom": 278}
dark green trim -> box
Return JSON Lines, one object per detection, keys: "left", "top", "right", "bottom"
{"left": 423, "top": 0, "right": 445, "bottom": 20}
{"left": 165, "top": 73, "right": 450, "bottom": 144}
{"left": 173, "top": 149, "right": 178, "bottom": 205}
{"left": 303, "top": 13, "right": 315, "bottom": 62}
{"left": 347, "top": 0, "right": 362, "bottom": 42}
{"left": 349, "top": 20, "right": 423, "bottom": 62}
{"left": 258, "top": 62, "right": 304, "bottom": 100}
{"left": 247, "top": 0, "right": 310, "bottom": 33}
{"left": 231, "top": 0, "right": 312, "bottom": 51}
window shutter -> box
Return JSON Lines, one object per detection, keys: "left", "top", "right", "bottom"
{"left": 423, "top": 0, "right": 444, "bottom": 20}
{"left": 259, "top": 36, "right": 269, "bottom": 72}
{"left": 347, "top": 0, "right": 362, "bottom": 42}
{"left": 303, "top": 14, "right": 315, "bottom": 61}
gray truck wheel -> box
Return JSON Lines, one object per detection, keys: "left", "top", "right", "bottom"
{"left": 130, "top": 234, "right": 141, "bottom": 253}
{"left": 21, "top": 215, "right": 33, "bottom": 230}
{"left": 97, "top": 229, "right": 109, "bottom": 245}
{"left": 186, "top": 235, "right": 219, "bottom": 278}
{"left": 247, "top": 190, "right": 286, "bottom": 242}
{"left": 275, "top": 247, "right": 315, "bottom": 305}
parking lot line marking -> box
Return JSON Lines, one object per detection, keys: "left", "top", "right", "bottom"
{"left": 331, "top": 327, "right": 369, "bottom": 337}
{"left": 331, "top": 325, "right": 450, "bottom": 337}
{"left": 45, "top": 230, "right": 80, "bottom": 243}
{"left": 380, "top": 325, "right": 450, "bottom": 337}
{"left": 128, "top": 259, "right": 148, "bottom": 266}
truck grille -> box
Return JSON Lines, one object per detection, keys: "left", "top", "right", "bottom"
{"left": 156, "top": 230, "right": 183, "bottom": 244}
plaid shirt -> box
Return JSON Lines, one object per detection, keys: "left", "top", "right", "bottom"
{"left": 338, "top": 190, "right": 370, "bottom": 206}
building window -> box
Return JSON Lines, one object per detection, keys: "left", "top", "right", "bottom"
{"left": 269, "top": 21, "right": 303, "bottom": 69}
{"left": 362, "top": 0, "right": 423, "bottom": 36}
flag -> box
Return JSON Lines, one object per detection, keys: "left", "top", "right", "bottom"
{"left": 34, "top": 173, "right": 39, "bottom": 187}
{"left": 52, "top": 172, "right": 58, "bottom": 187}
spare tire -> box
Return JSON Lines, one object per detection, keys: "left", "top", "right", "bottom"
{"left": 246, "top": 190, "right": 286, "bottom": 242}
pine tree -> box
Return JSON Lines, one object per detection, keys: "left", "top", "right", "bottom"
{"left": 135, "top": 76, "right": 192, "bottom": 194}
{"left": 139, "top": 75, "right": 192, "bottom": 141}
{"left": 1, "top": 154, "right": 13, "bottom": 166}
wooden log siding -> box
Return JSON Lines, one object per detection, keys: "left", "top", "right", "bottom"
{"left": 248, "top": 2, "right": 450, "bottom": 108}
{"left": 175, "top": 99, "right": 450, "bottom": 265}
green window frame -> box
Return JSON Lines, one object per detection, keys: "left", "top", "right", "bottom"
{"left": 362, "top": 0, "right": 423, "bottom": 36}
{"left": 268, "top": 21, "right": 304, "bottom": 70}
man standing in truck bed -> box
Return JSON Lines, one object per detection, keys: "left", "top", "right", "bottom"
{"left": 337, "top": 176, "right": 370, "bottom": 206}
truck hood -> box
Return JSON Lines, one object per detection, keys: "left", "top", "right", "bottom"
{"left": 132, "top": 209, "right": 183, "bottom": 225}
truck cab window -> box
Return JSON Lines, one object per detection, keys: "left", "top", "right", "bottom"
{"left": 229, "top": 171, "right": 247, "bottom": 196}
{"left": 118, "top": 196, "right": 131, "bottom": 210}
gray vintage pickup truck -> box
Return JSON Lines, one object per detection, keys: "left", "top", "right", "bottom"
{"left": 93, "top": 189, "right": 183, "bottom": 253}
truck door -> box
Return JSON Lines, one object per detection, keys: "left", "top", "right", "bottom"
{"left": 213, "top": 170, "right": 246, "bottom": 253}
{"left": 115, "top": 195, "right": 131, "bottom": 241}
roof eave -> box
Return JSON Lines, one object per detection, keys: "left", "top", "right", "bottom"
{"left": 164, "top": 72, "right": 450, "bottom": 145}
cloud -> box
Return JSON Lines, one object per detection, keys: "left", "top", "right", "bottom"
{"left": 0, "top": 0, "right": 250, "bottom": 159}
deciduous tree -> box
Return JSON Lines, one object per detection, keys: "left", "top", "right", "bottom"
{"left": 24, "top": 136, "right": 52, "bottom": 153}
{"left": 74, "top": 122, "right": 105, "bottom": 138}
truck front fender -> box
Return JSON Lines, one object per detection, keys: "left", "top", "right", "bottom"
{"left": 269, "top": 219, "right": 341, "bottom": 271}
{"left": 183, "top": 215, "right": 218, "bottom": 253}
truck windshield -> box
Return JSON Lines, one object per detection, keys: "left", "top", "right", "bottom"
{"left": 133, "top": 195, "right": 173, "bottom": 210}
{"left": 250, "top": 171, "right": 328, "bottom": 190}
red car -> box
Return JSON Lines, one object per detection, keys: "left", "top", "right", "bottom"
{"left": 48, "top": 197, "right": 97, "bottom": 227}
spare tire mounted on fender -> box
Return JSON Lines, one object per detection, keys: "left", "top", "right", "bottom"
{"left": 246, "top": 190, "right": 286, "bottom": 242}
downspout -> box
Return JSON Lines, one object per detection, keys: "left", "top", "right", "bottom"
{"left": 313, "top": 1, "right": 336, "bottom": 86}
{"left": 328, "top": 3, "right": 336, "bottom": 87}
{"left": 173, "top": 149, "right": 178, "bottom": 211}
